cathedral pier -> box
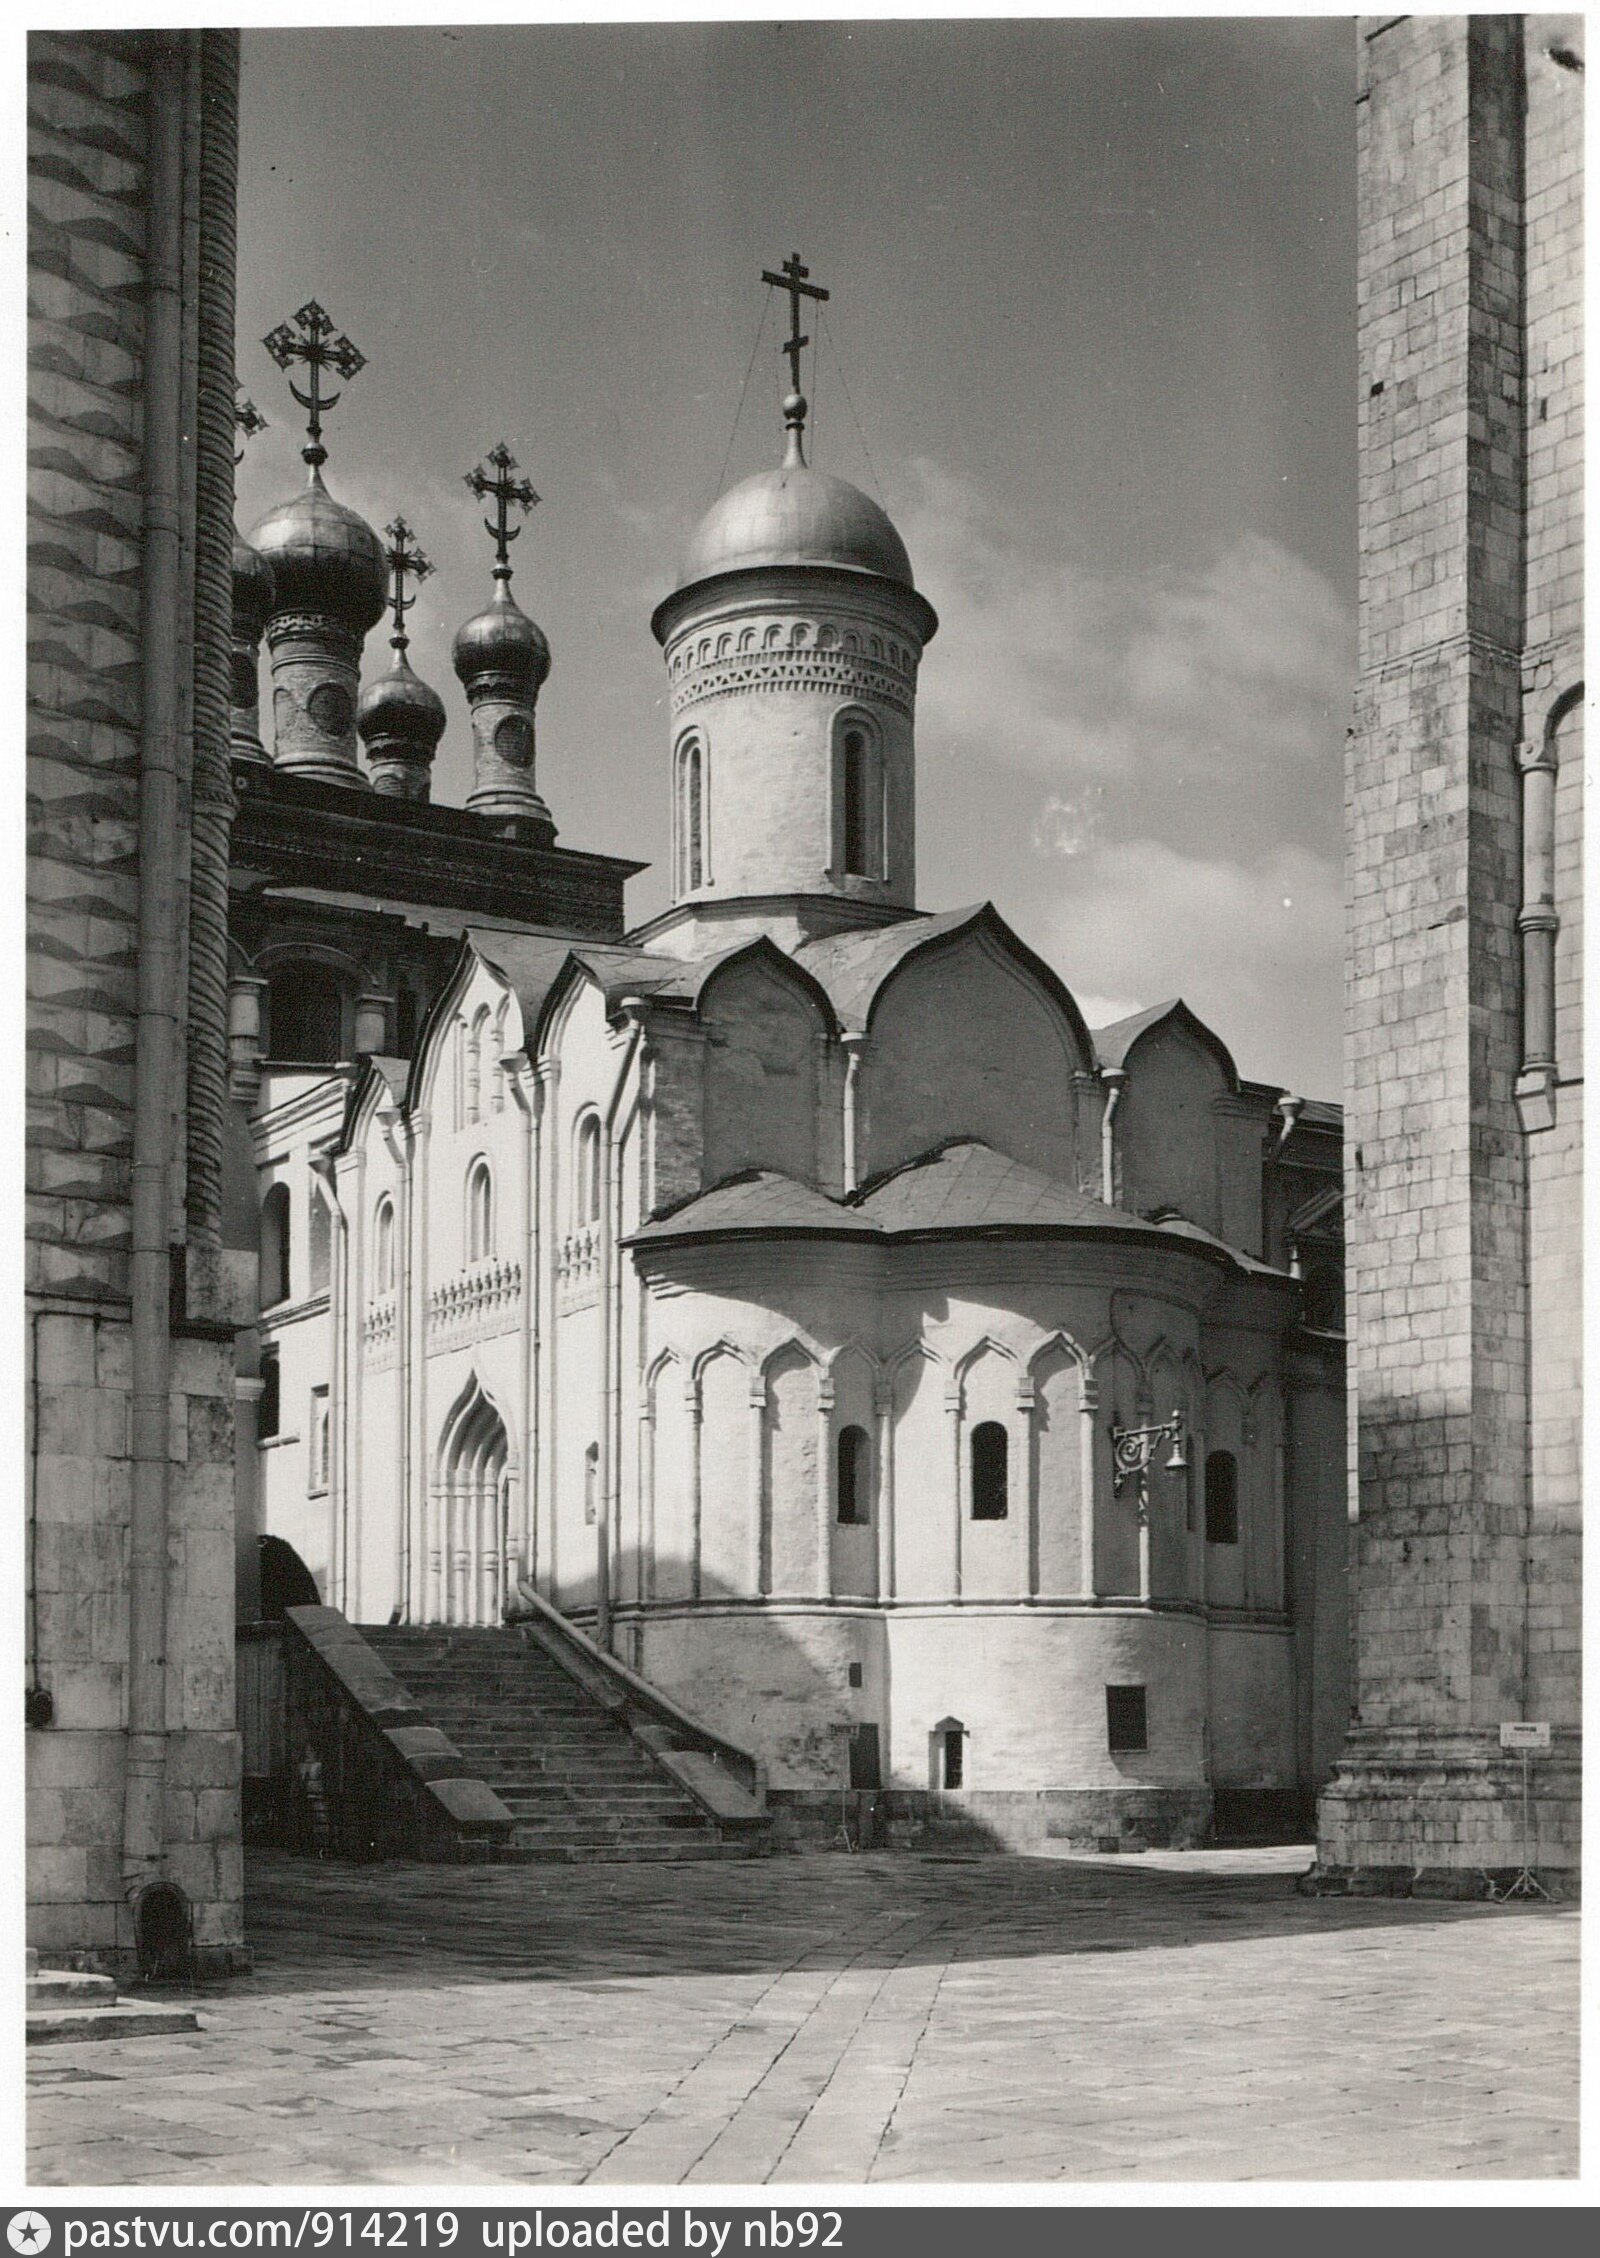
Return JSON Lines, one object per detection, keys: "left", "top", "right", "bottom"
{"left": 1312, "top": 14, "right": 1582, "bottom": 1893}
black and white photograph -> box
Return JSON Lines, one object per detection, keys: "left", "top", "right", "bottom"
{"left": 19, "top": 3, "right": 1584, "bottom": 2208}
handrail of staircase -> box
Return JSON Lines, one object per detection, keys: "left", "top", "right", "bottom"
{"left": 509, "top": 1577, "right": 767, "bottom": 1809}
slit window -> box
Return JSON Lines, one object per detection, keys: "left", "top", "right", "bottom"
{"left": 1205, "top": 1450, "right": 1239, "bottom": 1546}
{"left": 970, "top": 1420, "right": 1009, "bottom": 1520}
{"left": 836, "top": 1424, "right": 871, "bottom": 1525}
{"left": 467, "top": 1160, "right": 494, "bottom": 1263}
{"left": 260, "top": 1183, "right": 291, "bottom": 1308}
{"left": 679, "top": 736, "right": 706, "bottom": 891}
{"left": 1106, "top": 1684, "right": 1148, "bottom": 1753}
{"left": 373, "top": 1198, "right": 396, "bottom": 1296}
{"left": 575, "top": 1113, "right": 602, "bottom": 1226}
{"left": 257, "top": 1349, "right": 280, "bottom": 1442}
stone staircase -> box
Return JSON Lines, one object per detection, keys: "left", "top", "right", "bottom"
{"left": 358, "top": 1624, "right": 758, "bottom": 1864}
{"left": 26, "top": 1950, "right": 199, "bottom": 2046}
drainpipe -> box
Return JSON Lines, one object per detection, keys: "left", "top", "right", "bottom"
{"left": 841, "top": 1033, "right": 867, "bottom": 1194}
{"left": 1274, "top": 1094, "right": 1303, "bottom": 1152}
{"left": 508, "top": 1058, "right": 543, "bottom": 1593}
{"left": 1099, "top": 1067, "right": 1127, "bottom": 1207}
{"left": 597, "top": 1008, "right": 647, "bottom": 1650}
{"left": 123, "top": 36, "right": 188, "bottom": 1915}
{"left": 379, "top": 1105, "right": 412, "bottom": 1613}
{"left": 309, "top": 1159, "right": 347, "bottom": 1608}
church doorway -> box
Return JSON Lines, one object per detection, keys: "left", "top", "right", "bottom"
{"left": 432, "top": 1377, "right": 513, "bottom": 1625}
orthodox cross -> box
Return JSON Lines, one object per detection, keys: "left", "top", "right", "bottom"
{"left": 761, "top": 252, "right": 829, "bottom": 396}
{"left": 262, "top": 299, "right": 366, "bottom": 466}
{"left": 234, "top": 387, "right": 267, "bottom": 468}
{"left": 381, "top": 517, "right": 433, "bottom": 653}
{"left": 464, "top": 443, "right": 538, "bottom": 583}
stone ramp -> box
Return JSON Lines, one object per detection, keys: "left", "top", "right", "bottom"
{"left": 359, "top": 1624, "right": 759, "bottom": 1863}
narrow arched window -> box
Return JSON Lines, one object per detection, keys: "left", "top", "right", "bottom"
{"left": 260, "top": 1183, "right": 291, "bottom": 1308}
{"left": 839, "top": 721, "right": 884, "bottom": 879}
{"left": 836, "top": 1425, "right": 871, "bottom": 1525}
{"left": 466, "top": 1160, "right": 494, "bottom": 1263}
{"left": 678, "top": 735, "right": 707, "bottom": 892}
{"left": 584, "top": 1442, "right": 600, "bottom": 1526}
{"left": 1205, "top": 1450, "right": 1239, "bottom": 1545}
{"left": 970, "top": 1420, "right": 1009, "bottom": 1520}
{"left": 308, "top": 1190, "right": 331, "bottom": 1296}
{"left": 574, "top": 1113, "right": 602, "bottom": 1226}
{"left": 257, "top": 1347, "right": 280, "bottom": 1442}
{"left": 373, "top": 1197, "right": 396, "bottom": 1295}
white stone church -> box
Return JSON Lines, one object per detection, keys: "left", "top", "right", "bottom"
{"left": 238, "top": 295, "right": 1347, "bottom": 1848}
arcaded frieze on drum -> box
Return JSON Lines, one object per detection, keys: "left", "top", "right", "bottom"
{"left": 667, "top": 619, "right": 919, "bottom": 719}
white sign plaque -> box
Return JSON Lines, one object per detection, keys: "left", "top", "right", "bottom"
{"left": 1499, "top": 1721, "right": 1552, "bottom": 1752}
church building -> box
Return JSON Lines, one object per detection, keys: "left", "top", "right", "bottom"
{"left": 234, "top": 268, "right": 1348, "bottom": 1850}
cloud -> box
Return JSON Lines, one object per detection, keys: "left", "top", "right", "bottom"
{"left": 902, "top": 460, "right": 1353, "bottom": 867}
{"left": 1042, "top": 837, "right": 1343, "bottom": 1095}
{"left": 1031, "top": 787, "right": 1104, "bottom": 859}
{"left": 898, "top": 459, "right": 1351, "bottom": 1094}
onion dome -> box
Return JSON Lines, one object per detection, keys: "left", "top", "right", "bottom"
{"left": 357, "top": 515, "right": 446, "bottom": 799}
{"left": 231, "top": 530, "right": 276, "bottom": 644}
{"left": 451, "top": 582, "right": 551, "bottom": 695}
{"left": 677, "top": 436, "right": 914, "bottom": 592}
{"left": 356, "top": 650, "right": 446, "bottom": 790}
{"left": 249, "top": 469, "right": 386, "bottom": 634}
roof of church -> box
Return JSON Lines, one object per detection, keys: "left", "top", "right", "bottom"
{"left": 794, "top": 904, "right": 1004, "bottom": 1030}
{"left": 1090, "top": 1000, "right": 1182, "bottom": 1067}
{"left": 1145, "top": 1211, "right": 1294, "bottom": 1280}
{"left": 853, "top": 1139, "right": 1150, "bottom": 1234}
{"left": 625, "top": 1139, "right": 1251, "bottom": 1266}
{"left": 626, "top": 1169, "right": 881, "bottom": 1244}
{"left": 1091, "top": 997, "right": 1239, "bottom": 1087}
{"left": 463, "top": 929, "right": 696, "bottom": 1028}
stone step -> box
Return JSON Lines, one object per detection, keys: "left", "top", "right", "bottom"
{"left": 504, "top": 1838, "right": 745, "bottom": 1865}
{"left": 27, "top": 1970, "right": 117, "bottom": 2008}
{"left": 371, "top": 1620, "right": 747, "bottom": 1867}
{"left": 28, "top": 2000, "right": 200, "bottom": 2046}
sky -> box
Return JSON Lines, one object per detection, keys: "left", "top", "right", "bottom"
{"left": 235, "top": 18, "right": 1357, "bottom": 1098}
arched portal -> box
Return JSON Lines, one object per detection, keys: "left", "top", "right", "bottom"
{"left": 431, "top": 1377, "right": 513, "bottom": 1625}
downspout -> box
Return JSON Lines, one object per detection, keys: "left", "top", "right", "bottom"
{"left": 123, "top": 35, "right": 188, "bottom": 1913}
{"left": 841, "top": 1032, "right": 867, "bottom": 1194}
{"left": 598, "top": 1008, "right": 646, "bottom": 1651}
{"left": 1099, "top": 1067, "right": 1126, "bottom": 1207}
{"left": 379, "top": 1105, "right": 412, "bottom": 1613}
{"left": 508, "top": 1058, "right": 542, "bottom": 1594}
{"left": 309, "top": 1159, "right": 347, "bottom": 1608}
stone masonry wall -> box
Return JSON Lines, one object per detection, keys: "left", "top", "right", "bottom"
{"left": 1318, "top": 16, "right": 1581, "bottom": 1884}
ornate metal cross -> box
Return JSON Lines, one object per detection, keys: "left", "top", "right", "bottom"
{"left": 262, "top": 299, "right": 366, "bottom": 462}
{"left": 234, "top": 387, "right": 266, "bottom": 467}
{"left": 463, "top": 442, "right": 539, "bottom": 576}
{"left": 381, "top": 516, "right": 433, "bottom": 650}
{"left": 761, "top": 251, "right": 829, "bottom": 395}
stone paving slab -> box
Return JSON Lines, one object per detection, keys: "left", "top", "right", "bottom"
{"left": 26, "top": 1846, "right": 1578, "bottom": 2187}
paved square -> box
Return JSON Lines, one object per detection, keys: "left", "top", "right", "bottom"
{"left": 28, "top": 1847, "right": 1577, "bottom": 2186}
